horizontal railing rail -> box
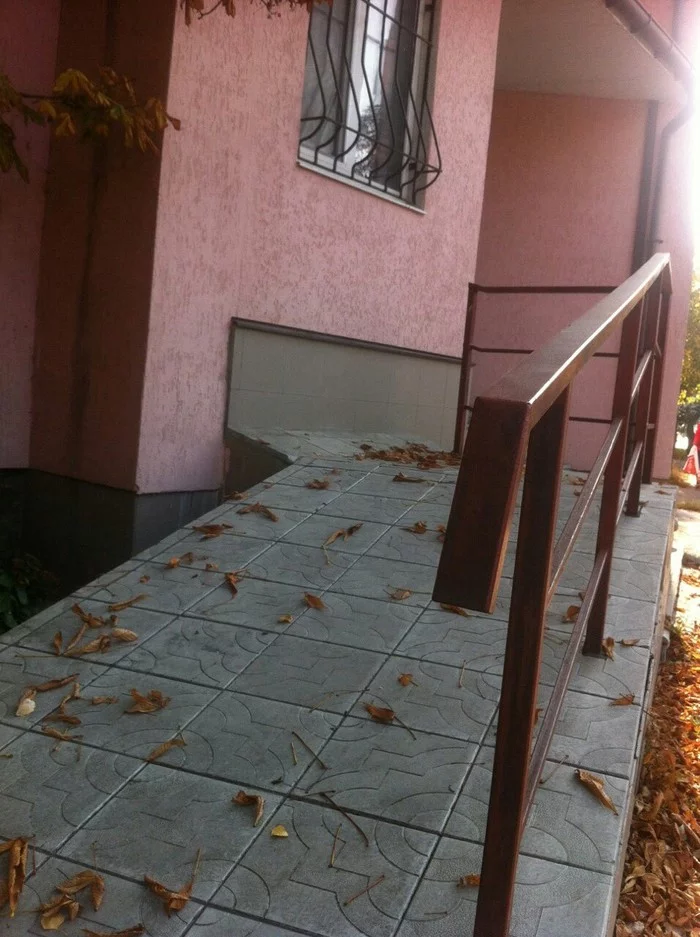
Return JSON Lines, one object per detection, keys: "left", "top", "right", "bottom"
{"left": 433, "top": 253, "right": 672, "bottom": 937}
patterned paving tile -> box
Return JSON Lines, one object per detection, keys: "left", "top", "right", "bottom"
{"left": 540, "top": 635, "right": 651, "bottom": 701}
{"left": 187, "top": 907, "right": 302, "bottom": 937}
{"left": 72, "top": 559, "right": 145, "bottom": 598}
{"left": 244, "top": 542, "right": 357, "bottom": 590}
{"left": 355, "top": 658, "right": 499, "bottom": 743}
{"left": 91, "top": 563, "right": 224, "bottom": 615}
{"left": 0, "top": 856, "right": 198, "bottom": 936}
{"left": 288, "top": 592, "right": 420, "bottom": 653}
{"left": 367, "top": 525, "right": 446, "bottom": 567}
{"left": 149, "top": 533, "right": 274, "bottom": 572}
{"left": 206, "top": 505, "right": 311, "bottom": 540}
{"left": 239, "top": 482, "right": 344, "bottom": 512}
{"left": 317, "top": 492, "right": 416, "bottom": 525}
{"left": 396, "top": 608, "right": 508, "bottom": 670}
{"left": 176, "top": 691, "right": 340, "bottom": 790}
{"left": 445, "top": 746, "right": 627, "bottom": 873}
{"left": 283, "top": 466, "right": 370, "bottom": 490}
{"left": 281, "top": 514, "right": 390, "bottom": 555}
{"left": 214, "top": 799, "right": 436, "bottom": 937}
{"left": 399, "top": 502, "right": 451, "bottom": 530}
{"left": 296, "top": 716, "right": 477, "bottom": 832}
{"left": 346, "top": 473, "right": 437, "bottom": 500}
{"left": 332, "top": 556, "right": 436, "bottom": 607}
{"left": 61, "top": 670, "right": 217, "bottom": 759}
{"left": 231, "top": 636, "right": 385, "bottom": 715}
{"left": 397, "top": 837, "right": 614, "bottom": 937}
{"left": 186, "top": 577, "right": 310, "bottom": 630}
{"left": 546, "top": 593, "right": 659, "bottom": 647}
{"left": 0, "top": 648, "right": 108, "bottom": 729}
{"left": 16, "top": 599, "right": 174, "bottom": 663}
{"left": 0, "top": 731, "right": 141, "bottom": 850}
{"left": 60, "top": 764, "right": 280, "bottom": 901}
{"left": 119, "top": 617, "right": 276, "bottom": 687}
{"left": 608, "top": 557, "right": 666, "bottom": 603}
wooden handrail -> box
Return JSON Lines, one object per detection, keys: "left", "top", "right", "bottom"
{"left": 434, "top": 253, "right": 672, "bottom": 937}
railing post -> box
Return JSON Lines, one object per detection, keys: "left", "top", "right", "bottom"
{"left": 583, "top": 300, "right": 644, "bottom": 655}
{"left": 453, "top": 284, "right": 477, "bottom": 455}
{"left": 642, "top": 285, "right": 671, "bottom": 483}
{"left": 473, "top": 387, "right": 570, "bottom": 937}
{"left": 627, "top": 276, "right": 662, "bottom": 515}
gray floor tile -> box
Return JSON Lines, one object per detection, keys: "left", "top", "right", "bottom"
{"left": 540, "top": 635, "right": 650, "bottom": 701}
{"left": 281, "top": 514, "right": 390, "bottom": 555}
{"left": 149, "top": 533, "right": 274, "bottom": 572}
{"left": 283, "top": 466, "right": 370, "bottom": 490}
{"left": 346, "top": 473, "right": 437, "bottom": 500}
{"left": 0, "top": 648, "right": 108, "bottom": 729}
{"left": 288, "top": 592, "right": 420, "bottom": 653}
{"left": 367, "top": 525, "right": 446, "bottom": 567}
{"left": 187, "top": 907, "right": 302, "bottom": 937}
{"left": 546, "top": 593, "right": 658, "bottom": 647}
{"left": 91, "top": 563, "right": 224, "bottom": 614}
{"left": 60, "top": 764, "right": 279, "bottom": 901}
{"left": 231, "top": 636, "right": 385, "bottom": 715}
{"left": 332, "top": 556, "right": 436, "bottom": 607}
{"left": 416, "top": 484, "right": 455, "bottom": 508}
{"left": 207, "top": 506, "right": 311, "bottom": 540}
{"left": 119, "top": 617, "right": 276, "bottom": 688}
{"left": 186, "top": 578, "right": 310, "bottom": 630}
{"left": 397, "top": 837, "right": 614, "bottom": 937}
{"left": 608, "top": 556, "right": 665, "bottom": 603}
{"left": 16, "top": 599, "right": 174, "bottom": 663}
{"left": 61, "top": 670, "right": 217, "bottom": 758}
{"left": 356, "top": 658, "right": 499, "bottom": 743}
{"left": 177, "top": 691, "right": 340, "bottom": 790}
{"left": 296, "top": 717, "right": 477, "bottom": 833}
{"left": 72, "top": 559, "right": 145, "bottom": 598}
{"left": 215, "top": 799, "right": 435, "bottom": 937}
{"left": 396, "top": 608, "right": 508, "bottom": 670}
{"left": 445, "top": 746, "right": 627, "bottom": 873}
{"left": 399, "top": 502, "right": 451, "bottom": 530}
{"left": 0, "top": 731, "right": 141, "bottom": 850}
{"left": 133, "top": 526, "right": 194, "bottom": 561}
{"left": 245, "top": 542, "right": 357, "bottom": 590}
{"left": 1, "top": 596, "right": 77, "bottom": 644}
{"left": 1, "top": 855, "right": 198, "bottom": 936}
{"left": 240, "top": 482, "right": 344, "bottom": 512}
{"left": 317, "top": 492, "right": 416, "bottom": 524}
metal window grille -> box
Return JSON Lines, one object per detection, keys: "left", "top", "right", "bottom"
{"left": 299, "top": 0, "right": 442, "bottom": 206}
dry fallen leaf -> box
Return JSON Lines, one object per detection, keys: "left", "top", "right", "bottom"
{"left": 89, "top": 696, "right": 119, "bottom": 706}
{"left": 278, "top": 614, "right": 293, "bottom": 624}
{"left": 52, "top": 632, "right": 63, "bottom": 656}
{"left": 56, "top": 869, "right": 105, "bottom": 909}
{"left": 226, "top": 490, "right": 248, "bottom": 501}
{"left": 43, "top": 704, "right": 81, "bottom": 726}
{"left": 144, "top": 849, "right": 200, "bottom": 917}
{"left": 146, "top": 737, "right": 186, "bottom": 762}
{"left": 364, "top": 703, "right": 396, "bottom": 724}
{"left": 15, "top": 687, "right": 37, "bottom": 718}
{"left": 397, "top": 673, "right": 415, "bottom": 687}
{"left": 457, "top": 873, "right": 481, "bottom": 887}
{"left": 108, "top": 594, "right": 147, "bottom": 613}
{"left": 270, "top": 825, "right": 289, "bottom": 838}
{"left": 575, "top": 768, "right": 618, "bottom": 814}
{"left": 303, "top": 592, "right": 326, "bottom": 610}
{"left": 323, "top": 529, "right": 345, "bottom": 548}
{"left": 232, "top": 790, "right": 265, "bottom": 826}
{"left": 205, "top": 562, "right": 219, "bottom": 572}
{"left": 139, "top": 575, "right": 150, "bottom": 584}
{"left": 39, "top": 893, "right": 80, "bottom": 929}
{"left": 82, "top": 927, "right": 145, "bottom": 937}
{"left": 436, "top": 523, "right": 446, "bottom": 542}
{"left": 602, "top": 636, "right": 616, "bottom": 660}
{"left": 440, "top": 603, "right": 469, "bottom": 617}
{"left": 0, "top": 837, "right": 29, "bottom": 917}
{"left": 562, "top": 605, "right": 580, "bottom": 623}
{"left": 345, "top": 523, "right": 363, "bottom": 537}
{"left": 71, "top": 603, "right": 107, "bottom": 628}
{"left": 192, "top": 523, "right": 233, "bottom": 540}
{"left": 34, "top": 675, "right": 80, "bottom": 694}
{"left": 66, "top": 634, "right": 112, "bottom": 657}
{"left": 619, "top": 638, "right": 640, "bottom": 647}
{"left": 611, "top": 693, "right": 635, "bottom": 706}
{"left": 393, "top": 472, "right": 426, "bottom": 483}
{"left": 225, "top": 572, "right": 242, "bottom": 597}
{"left": 403, "top": 521, "right": 428, "bottom": 535}
{"left": 126, "top": 689, "right": 170, "bottom": 714}
{"left": 306, "top": 478, "right": 330, "bottom": 489}
{"left": 64, "top": 623, "right": 88, "bottom": 655}
{"left": 237, "top": 503, "right": 278, "bottom": 522}
{"left": 111, "top": 628, "right": 138, "bottom": 643}
{"left": 387, "top": 587, "right": 412, "bottom": 601}
{"left": 42, "top": 727, "right": 81, "bottom": 743}
{"left": 165, "top": 551, "right": 194, "bottom": 569}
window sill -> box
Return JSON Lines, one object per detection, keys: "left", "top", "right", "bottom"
{"left": 296, "top": 158, "right": 426, "bottom": 216}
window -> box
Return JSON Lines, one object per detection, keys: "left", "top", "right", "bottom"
{"left": 299, "top": 0, "right": 441, "bottom": 207}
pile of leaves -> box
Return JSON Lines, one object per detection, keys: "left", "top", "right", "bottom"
{"left": 355, "top": 442, "right": 460, "bottom": 469}
{"left": 616, "top": 568, "right": 700, "bottom": 936}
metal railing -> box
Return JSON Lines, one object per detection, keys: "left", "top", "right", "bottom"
{"left": 433, "top": 253, "right": 672, "bottom": 937}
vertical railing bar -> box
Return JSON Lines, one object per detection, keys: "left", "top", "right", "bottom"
{"left": 454, "top": 283, "right": 477, "bottom": 454}
{"left": 643, "top": 286, "right": 672, "bottom": 483}
{"left": 473, "top": 387, "right": 571, "bottom": 937}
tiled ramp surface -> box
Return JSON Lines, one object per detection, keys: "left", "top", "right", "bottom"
{"left": 0, "top": 437, "right": 674, "bottom": 937}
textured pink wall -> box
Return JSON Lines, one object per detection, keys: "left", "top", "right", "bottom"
{"left": 137, "top": 0, "right": 503, "bottom": 492}
{"left": 0, "top": 0, "right": 59, "bottom": 468}
{"left": 474, "top": 91, "right": 650, "bottom": 470}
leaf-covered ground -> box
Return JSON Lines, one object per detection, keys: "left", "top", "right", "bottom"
{"left": 616, "top": 566, "right": 700, "bottom": 936}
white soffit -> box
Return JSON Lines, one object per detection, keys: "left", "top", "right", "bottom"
{"left": 495, "top": 0, "right": 684, "bottom": 101}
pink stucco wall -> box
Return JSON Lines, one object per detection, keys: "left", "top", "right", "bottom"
{"left": 0, "top": 0, "right": 59, "bottom": 468}
{"left": 136, "top": 0, "right": 503, "bottom": 493}
{"left": 474, "top": 91, "right": 662, "bottom": 471}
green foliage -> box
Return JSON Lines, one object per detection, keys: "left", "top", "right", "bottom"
{"left": 679, "top": 277, "right": 700, "bottom": 405}
{"left": 0, "top": 553, "right": 57, "bottom": 635}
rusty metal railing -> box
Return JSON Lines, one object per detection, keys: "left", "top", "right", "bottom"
{"left": 433, "top": 253, "right": 672, "bottom": 937}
